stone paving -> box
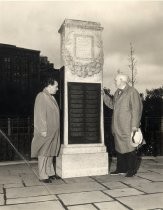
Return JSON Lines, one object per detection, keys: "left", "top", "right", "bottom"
{"left": 0, "top": 157, "right": 163, "bottom": 210}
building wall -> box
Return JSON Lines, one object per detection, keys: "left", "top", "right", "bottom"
{"left": 0, "top": 44, "right": 40, "bottom": 116}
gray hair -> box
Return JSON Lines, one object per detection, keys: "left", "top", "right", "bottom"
{"left": 116, "top": 73, "right": 129, "bottom": 83}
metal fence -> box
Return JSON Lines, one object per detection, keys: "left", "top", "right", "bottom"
{"left": 0, "top": 117, "right": 33, "bottom": 161}
{"left": 142, "top": 116, "right": 163, "bottom": 156}
{"left": 104, "top": 116, "right": 163, "bottom": 156}
{"left": 0, "top": 116, "right": 162, "bottom": 161}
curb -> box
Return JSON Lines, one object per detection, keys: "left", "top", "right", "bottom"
{"left": 0, "top": 160, "right": 37, "bottom": 166}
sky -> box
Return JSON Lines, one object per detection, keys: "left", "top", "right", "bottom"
{"left": 0, "top": 0, "right": 163, "bottom": 94}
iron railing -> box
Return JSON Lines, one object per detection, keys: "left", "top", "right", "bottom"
{"left": 0, "top": 117, "right": 33, "bottom": 161}
{"left": 104, "top": 116, "right": 163, "bottom": 156}
{"left": 0, "top": 116, "right": 162, "bottom": 161}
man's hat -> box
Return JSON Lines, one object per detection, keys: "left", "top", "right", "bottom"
{"left": 131, "top": 128, "right": 143, "bottom": 147}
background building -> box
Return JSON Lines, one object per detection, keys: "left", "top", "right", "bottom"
{"left": 0, "top": 43, "right": 40, "bottom": 116}
{"left": 0, "top": 43, "right": 60, "bottom": 160}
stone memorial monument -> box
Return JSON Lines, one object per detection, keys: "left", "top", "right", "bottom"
{"left": 56, "top": 19, "right": 108, "bottom": 178}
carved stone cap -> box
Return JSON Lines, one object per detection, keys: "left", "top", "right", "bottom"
{"left": 58, "top": 19, "right": 103, "bottom": 33}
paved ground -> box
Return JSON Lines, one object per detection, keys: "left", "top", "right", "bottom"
{"left": 0, "top": 157, "right": 163, "bottom": 210}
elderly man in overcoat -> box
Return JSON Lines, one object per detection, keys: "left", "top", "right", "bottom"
{"left": 31, "top": 76, "right": 60, "bottom": 183}
{"left": 103, "top": 73, "right": 143, "bottom": 177}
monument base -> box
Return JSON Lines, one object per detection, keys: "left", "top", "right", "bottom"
{"left": 56, "top": 144, "right": 108, "bottom": 178}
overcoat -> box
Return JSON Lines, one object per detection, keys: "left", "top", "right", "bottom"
{"left": 31, "top": 89, "right": 60, "bottom": 158}
{"left": 104, "top": 84, "right": 143, "bottom": 153}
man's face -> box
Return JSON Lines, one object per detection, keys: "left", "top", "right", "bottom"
{"left": 114, "top": 76, "right": 122, "bottom": 88}
{"left": 49, "top": 81, "right": 58, "bottom": 95}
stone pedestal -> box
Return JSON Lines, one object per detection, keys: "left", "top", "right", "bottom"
{"left": 56, "top": 19, "right": 108, "bottom": 178}
{"left": 57, "top": 145, "right": 108, "bottom": 178}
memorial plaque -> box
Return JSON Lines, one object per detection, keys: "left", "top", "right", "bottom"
{"left": 75, "top": 35, "right": 93, "bottom": 59}
{"left": 68, "top": 82, "right": 101, "bottom": 144}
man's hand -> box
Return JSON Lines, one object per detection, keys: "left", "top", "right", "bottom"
{"left": 41, "top": 132, "right": 47, "bottom": 137}
{"left": 103, "top": 88, "right": 111, "bottom": 95}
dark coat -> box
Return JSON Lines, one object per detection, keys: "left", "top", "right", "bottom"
{"left": 104, "top": 84, "right": 143, "bottom": 153}
{"left": 31, "top": 89, "right": 60, "bottom": 158}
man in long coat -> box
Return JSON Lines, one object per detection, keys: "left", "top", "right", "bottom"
{"left": 31, "top": 78, "right": 60, "bottom": 183}
{"left": 103, "top": 73, "right": 143, "bottom": 177}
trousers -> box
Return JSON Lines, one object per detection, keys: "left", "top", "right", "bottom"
{"left": 38, "top": 156, "right": 55, "bottom": 180}
{"left": 116, "top": 151, "right": 138, "bottom": 173}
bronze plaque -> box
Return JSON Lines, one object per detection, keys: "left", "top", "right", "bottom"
{"left": 68, "top": 82, "right": 101, "bottom": 144}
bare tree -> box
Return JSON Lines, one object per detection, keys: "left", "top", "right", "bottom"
{"left": 128, "top": 42, "right": 137, "bottom": 87}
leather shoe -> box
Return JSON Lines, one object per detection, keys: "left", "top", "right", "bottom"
{"left": 49, "top": 175, "right": 56, "bottom": 180}
{"left": 49, "top": 175, "right": 61, "bottom": 180}
{"left": 125, "top": 171, "right": 136, "bottom": 177}
{"left": 55, "top": 174, "right": 61, "bottom": 180}
{"left": 110, "top": 170, "right": 126, "bottom": 175}
{"left": 39, "top": 179, "right": 52, "bottom": 183}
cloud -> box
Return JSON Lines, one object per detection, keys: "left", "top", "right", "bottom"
{"left": 0, "top": 1, "right": 162, "bottom": 93}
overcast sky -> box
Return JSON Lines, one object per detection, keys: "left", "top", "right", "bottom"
{"left": 0, "top": 0, "right": 163, "bottom": 94}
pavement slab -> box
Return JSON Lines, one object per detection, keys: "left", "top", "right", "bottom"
{"left": 21, "top": 175, "right": 45, "bottom": 186}
{"left": 147, "top": 161, "right": 163, "bottom": 168}
{"left": 1, "top": 165, "right": 29, "bottom": 172}
{"left": 149, "top": 168, "right": 163, "bottom": 174}
{"left": 6, "top": 186, "right": 50, "bottom": 198}
{"left": 104, "top": 187, "right": 144, "bottom": 198}
{"left": 94, "top": 201, "right": 129, "bottom": 210}
{"left": 0, "top": 175, "right": 22, "bottom": 185}
{"left": 9, "top": 167, "right": 36, "bottom": 175}
{"left": 6, "top": 181, "right": 106, "bottom": 199}
{"left": 93, "top": 174, "right": 125, "bottom": 183}
{"left": 68, "top": 204, "right": 97, "bottom": 210}
{"left": 22, "top": 175, "right": 64, "bottom": 187}
{"left": 137, "top": 172, "right": 163, "bottom": 181}
{"left": 0, "top": 200, "right": 65, "bottom": 210}
{"left": 102, "top": 181, "right": 129, "bottom": 189}
{"left": 58, "top": 190, "right": 112, "bottom": 206}
{"left": 137, "top": 167, "right": 149, "bottom": 173}
{"left": 21, "top": 174, "right": 93, "bottom": 186}
{"left": 7, "top": 194, "right": 57, "bottom": 205}
{"left": 48, "top": 181, "right": 107, "bottom": 194}
{"left": 117, "top": 193, "right": 163, "bottom": 210}
{"left": 121, "top": 176, "right": 151, "bottom": 187}
{"left": 64, "top": 177, "right": 95, "bottom": 184}
{"left": 4, "top": 183, "right": 24, "bottom": 188}
{"left": 0, "top": 170, "right": 10, "bottom": 176}
{"left": 143, "top": 163, "right": 163, "bottom": 170}
{"left": 133, "top": 182, "right": 163, "bottom": 193}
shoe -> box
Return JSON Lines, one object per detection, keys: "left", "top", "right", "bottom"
{"left": 49, "top": 175, "right": 56, "bottom": 180}
{"left": 49, "top": 175, "right": 61, "bottom": 180}
{"left": 55, "top": 174, "right": 61, "bottom": 180}
{"left": 39, "top": 179, "right": 52, "bottom": 183}
{"left": 110, "top": 170, "right": 126, "bottom": 176}
{"left": 118, "top": 172, "right": 126, "bottom": 175}
{"left": 125, "top": 171, "right": 136, "bottom": 177}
